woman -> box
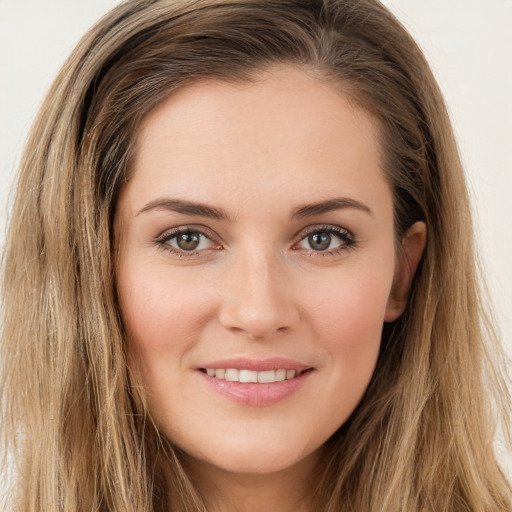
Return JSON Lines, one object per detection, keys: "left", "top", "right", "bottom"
{"left": 1, "top": 0, "right": 510, "bottom": 511}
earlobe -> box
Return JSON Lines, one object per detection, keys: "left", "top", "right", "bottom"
{"left": 385, "top": 221, "right": 427, "bottom": 322}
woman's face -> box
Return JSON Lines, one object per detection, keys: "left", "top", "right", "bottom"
{"left": 115, "top": 66, "right": 421, "bottom": 478}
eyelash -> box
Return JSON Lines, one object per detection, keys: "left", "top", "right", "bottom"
{"left": 155, "top": 226, "right": 220, "bottom": 257}
{"left": 155, "top": 224, "right": 357, "bottom": 258}
{"left": 295, "top": 224, "right": 357, "bottom": 257}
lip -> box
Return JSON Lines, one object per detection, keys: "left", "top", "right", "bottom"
{"left": 197, "top": 357, "right": 314, "bottom": 406}
{"left": 197, "top": 357, "right": 310, "bottom": 372}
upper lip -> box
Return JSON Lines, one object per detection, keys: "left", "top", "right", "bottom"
{"left": 198, "top": 357, "right": 311, "bottom": 372}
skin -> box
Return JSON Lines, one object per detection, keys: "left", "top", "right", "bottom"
{"left": 115, "top": 66, "right": 426, "bottom": 512}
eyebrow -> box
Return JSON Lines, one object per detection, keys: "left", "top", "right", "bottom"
{"left": 136, "top": 198, "right": 229, "bottom": 220}
{"left": 292, "top": 197, "right": 373, "bottom": 219}
{"left": 136, "top": 196, "right": 373, "bottom": 220}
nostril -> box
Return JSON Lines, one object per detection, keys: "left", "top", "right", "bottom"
{"left": 228, "top": 326, "right": 245, "bottom": 335}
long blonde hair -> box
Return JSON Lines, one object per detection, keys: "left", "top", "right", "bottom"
{"left": 1, "top": 0, "right": 510, "bottom": 510}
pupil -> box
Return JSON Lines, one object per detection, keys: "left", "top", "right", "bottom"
{"left": 309, "top": 232, "right": 331, "bottom": 251}
{"left": 177, "top": 232, "right": 200, "bottom": 250}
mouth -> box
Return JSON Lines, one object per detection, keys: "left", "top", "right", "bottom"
{"left": 197, "top": 358, "right": 315, "bottom": 405}
{"left": 199, "top": 367, "right": 312, "bottom": 383}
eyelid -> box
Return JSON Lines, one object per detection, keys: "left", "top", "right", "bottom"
{"left": 156, "top": 224, "right": 218, "bottom": 241}
{"left": 294, "top": 223, "right": 355, "bottom": 242}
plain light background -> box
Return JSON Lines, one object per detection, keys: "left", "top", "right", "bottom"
{"left": 0, "top": 0, "right": 511, "bottom": 481}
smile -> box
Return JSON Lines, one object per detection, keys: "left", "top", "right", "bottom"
{"left": 197, "top": 358, "right": 314, "bottom": 405}
{"left": 202, "top": 368, "right": 306, "bottom": 383}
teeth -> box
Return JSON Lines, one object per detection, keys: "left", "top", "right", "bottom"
{"left": 258, "top": 370, "right": 275, "bottom": 383}
{"left": 275, "top": 369, "right": 286, "bottom": 381}
{"left": 239, "top": 370, "right": 258, "bottom": 383}
{"left": 205, "top": 368, "right": 300, "bottom": 383}
{"left": 225, "top": 369, "right": 239, "bottom": 381}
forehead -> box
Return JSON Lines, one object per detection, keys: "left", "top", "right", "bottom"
{"left": 122, "top": 65, "right": 389, "bottom": 218}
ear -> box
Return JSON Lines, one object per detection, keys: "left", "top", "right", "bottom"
{"left": 385, "top": 221, "right": 427, "bottom": 322}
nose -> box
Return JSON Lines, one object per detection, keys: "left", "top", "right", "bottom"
{"left": 218, "top": 248, "right": 300, "bottom": 340}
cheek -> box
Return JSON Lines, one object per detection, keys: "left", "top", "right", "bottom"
{"left": 298, "top": 258, "right": 394, "bottom": 391}
{"left": 117, "top": 261, "right": 215, "bottom": 360}
{"left": 117, "top": 263, "right": 220, "bottom": 424}
{"left": 304, "top": 263, "right": 393, "bottom": 340}
{"left": 296, "top": 264, "right": 393, "bottom": 427}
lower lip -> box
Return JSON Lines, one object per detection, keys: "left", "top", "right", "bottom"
{"left": 199, "top": 370, "right": 312, "bottom": 406}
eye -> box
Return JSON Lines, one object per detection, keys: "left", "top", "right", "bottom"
{"left": 296, "top": 226, "right": 355, "bottom": 253}
{"left": 171, "top": 231, "right": 209, "bottom": 251}
{"left": 157, "top": 228, "right": 219, "bottom": 255}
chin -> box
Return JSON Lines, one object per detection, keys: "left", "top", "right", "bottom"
{"left": 213, "top": 454, "right": 297, "bottom": 475}
{"left": 183, "top": 437, "right": 320, "bottom": 477}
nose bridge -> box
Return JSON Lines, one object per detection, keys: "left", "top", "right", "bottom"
{"left": 219, "top": 242, "right": 298, "bottom": 339}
